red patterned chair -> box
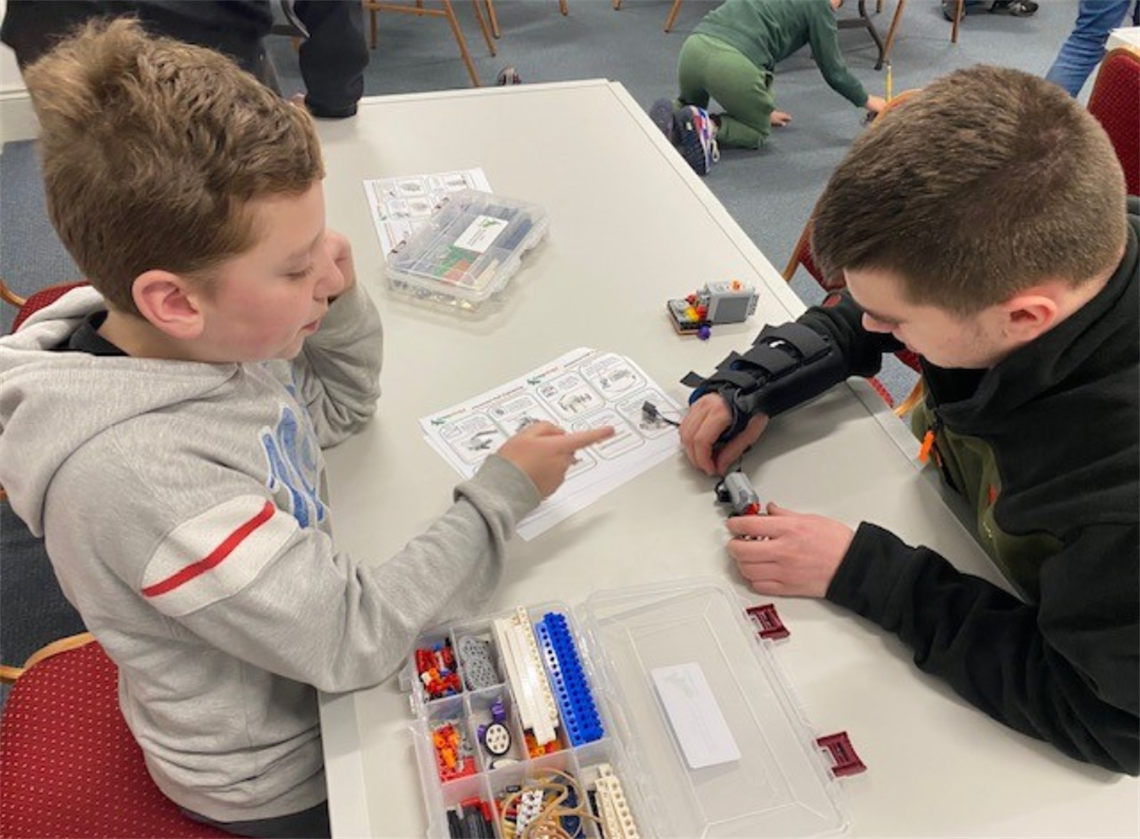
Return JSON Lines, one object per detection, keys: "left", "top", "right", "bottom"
{"left": 0, "top": 635, "right": 229, "bottom": 839}
{"left": 1087, "top": 48, "right": 1140, "bottom": 197}
{"left": 1, "top": 279, "right": 89, "bottom": 332}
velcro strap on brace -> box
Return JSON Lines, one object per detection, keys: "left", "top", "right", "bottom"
{"left": 681, "top": 322, "right": 844, "bottom": 441}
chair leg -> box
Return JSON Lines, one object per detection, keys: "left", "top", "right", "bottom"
{"left": 951, "top": 0, "right": 964, "bottom": 43}
{"left": 369, "top": 7, "right": 378, "bottom": 49}
{"left": 882, "top": 0, "right": 906, "bottom": 66}
{"left": 613, "top": 0, "right": 621, "bottom": 9}
{"left": 663, "top": 0, "right": 683, "bottom": 32}
{"left": 470, "top": 0, "right": 497, "bottom": 55}
{"left": 559, "top": 0, "right": 568, "bottom": 15}
{"left": 442, "top": 0, "right": 482, "bottom": 86}
{"left": 0, "top": 278, "right": 27, "bottom": 309}
{"left": 484, "top": 0, "right": 500, "bottom": 38}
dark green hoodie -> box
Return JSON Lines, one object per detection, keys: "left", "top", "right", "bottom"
{"left": 694, "top": 0, "right": 868, "bottom": 107}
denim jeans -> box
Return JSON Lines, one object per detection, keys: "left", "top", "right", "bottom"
{"left": 1045, "top": 0, "right": 1138, "bottom": 97}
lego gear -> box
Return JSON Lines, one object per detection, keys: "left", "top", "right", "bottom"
{"left": 681, "top": 322, "right": 844, "bottom": 441}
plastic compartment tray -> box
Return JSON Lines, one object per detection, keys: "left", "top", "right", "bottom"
{"left": 385, "top": 189, "right": 549, "bottom": 312}
{"left": 406, "top": 602, "right": 642, "bottom": 839}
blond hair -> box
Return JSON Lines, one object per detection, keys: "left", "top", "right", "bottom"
{"left": 812, "top": 65, "right": 1127, "bottom": 316}
{"left": 23, "top": 19, "right": 325, "bottom": 315}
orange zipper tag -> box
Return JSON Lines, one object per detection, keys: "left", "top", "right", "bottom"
{"left": 918, "top": 429, "right": 935, "bottom": 463}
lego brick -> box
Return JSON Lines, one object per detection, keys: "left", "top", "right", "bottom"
{"left": 536, "top": 612, "right": 604, "bottom": 747}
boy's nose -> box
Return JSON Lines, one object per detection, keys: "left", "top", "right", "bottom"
{"left": 317, "top": 252, "right": 347, "bottom": 301}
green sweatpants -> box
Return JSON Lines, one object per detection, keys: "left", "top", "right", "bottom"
{"left": 677, "top": 33, "right": 775, "bottom": 150}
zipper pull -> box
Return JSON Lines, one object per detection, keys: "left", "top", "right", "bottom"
{"left": 918, "top": 414, "right": 942, "bottom": 463}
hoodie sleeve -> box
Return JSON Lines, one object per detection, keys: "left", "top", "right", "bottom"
{"left": 286, "top": 283, "right": 384, "bottom": 448}
{"left": 827, "top": 522, "right": 1140, "bottom": 775}
{"left": 82, "top": 452, "right": 539, "bottom": 694}
{"left": 805, "top": 2, "right": 869, "bottom": 108}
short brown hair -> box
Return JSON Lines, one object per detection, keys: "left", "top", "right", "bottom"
{"left": 812, "top": 65, "right": 1127, "bottom": 316}
{"left": 23, "top": 19, "right": 324, "bottom": 315}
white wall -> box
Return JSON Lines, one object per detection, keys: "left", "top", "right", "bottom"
{"left": 0, "top": 0, "right": 40, "bottom": 145}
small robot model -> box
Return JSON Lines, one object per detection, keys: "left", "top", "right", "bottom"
{"left": 667, "top": 279, "right": 759, "bottom": 340}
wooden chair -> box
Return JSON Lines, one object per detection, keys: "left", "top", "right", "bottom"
{"left": 481, "top": 0, "right": 567, "bottom": 40}
{"left": 611, "top": 0, "right": 683, "bottom": 33}
{"left": 614, "top": 0, "right": 906, "bottom": 68}
{"left": 781, "top": 90, "right": 925, "bottom": 417}
{"left": 1087, "top": 48, "right": 1139, "bottom": 197}
{"left": 362, "top": 0, "right": 496, "bottom": 87}
{"left": 0, "top": 635, "right": 231, "bottom": 838}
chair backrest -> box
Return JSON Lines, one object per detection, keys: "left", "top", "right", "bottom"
{"left": 8, "top": 281, "right": 88, "bottom": 333}
{"left": 1087, "top": 48, "right": 1140, "bottom": 197}
{"left": 0, "top": 637, "right": 230, "bottom": 839}
{"left": 782, "top": 89, "right": 921, "bottom": 294}
{"left": 781, "top": 91, "right": 925, "bottom": 413}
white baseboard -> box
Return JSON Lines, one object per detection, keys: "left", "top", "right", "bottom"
{"left": 1, "top": 89, "right": 39, "bottom": 146}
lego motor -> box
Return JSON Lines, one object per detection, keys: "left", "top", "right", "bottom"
{"left": 715, "top": 471, "right": 762, "bottom": 516}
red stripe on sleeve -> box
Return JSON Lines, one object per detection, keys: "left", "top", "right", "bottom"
{"left": 142, "top": 501, "right": 276, "bottom": 598}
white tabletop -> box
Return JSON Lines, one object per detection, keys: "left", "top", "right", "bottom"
{"left": 314, "top": 80, "right": 1138, "bottom": 838}
{"left": 1107, "top": 26, "right": 1140, "bottom": 53}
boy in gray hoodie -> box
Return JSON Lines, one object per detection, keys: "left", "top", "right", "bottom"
{"left": 0, "top": 20, "right": 611, "bottom": 837}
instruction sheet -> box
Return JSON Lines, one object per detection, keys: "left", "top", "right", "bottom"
{"left": 421, "top": 348, "right": 683, "bottom": 540}
{"left": 364, "top": 167, "right": 493, "bottom": 260}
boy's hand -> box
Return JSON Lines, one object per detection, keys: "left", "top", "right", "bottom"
{"left": 726, "top": 503, "right": 854, "bottom": 597}
{"left": 771, "top": 110, "right": 793, "bottom": 127}
{"left": 324, "top": 230, "right": 357, "bottom": 297}
{"left": 497, "top": 422, "right": 615, "bottom": 498}
{"left": 679, "top": 394, "right": 769, "bottom": 476}
{"left": 865, "top": 95, "right": 887, "bottom": 115}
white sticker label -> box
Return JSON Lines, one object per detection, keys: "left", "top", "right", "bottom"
{"left": 454, "top": 215, "right": 509, "bottom": 254}
{"left": 651, "top": 662, "right": 741, "bottom": 769}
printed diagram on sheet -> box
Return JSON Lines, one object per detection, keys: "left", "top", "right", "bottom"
{"left": 364, "top": 168, "right": 493, "bottom": 260}
{"left": 421, "top": 348, "right": 683, "bottom": 539}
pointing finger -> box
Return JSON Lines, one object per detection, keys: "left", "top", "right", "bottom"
{"left": 561, "top": 426, "right": 616, "bottom": 450}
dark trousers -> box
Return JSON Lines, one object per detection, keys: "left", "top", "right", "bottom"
{"left": 182, "top": 801, "right": 330, "bottom": 839}
{"left": 0, "top": 0, "right": 366, "bottom": 117}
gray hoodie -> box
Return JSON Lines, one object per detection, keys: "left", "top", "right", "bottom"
{"left": 0, "top": 284, "right": 540, "bottom": 822}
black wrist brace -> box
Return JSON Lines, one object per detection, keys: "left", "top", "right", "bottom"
{"left": 681, "top": 322, "right": 845, "bottom": 441}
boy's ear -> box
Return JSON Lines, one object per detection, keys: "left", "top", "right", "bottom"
{"left": 131, "top": 270, "right": 206, "bottom": 341}
{"left": 1000, "top": 291, "right": 1059, "bottom": 342}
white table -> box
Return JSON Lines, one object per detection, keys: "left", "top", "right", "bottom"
{"left": 314, "top": 80, "right": 1138, "bottom": 838}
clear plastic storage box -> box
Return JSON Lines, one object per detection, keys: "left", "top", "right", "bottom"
{"left": 404, "top": 580, "right": 853, "bottom": 838}
{"left": 385, "top": 189, "right": 549, "bottom": 311}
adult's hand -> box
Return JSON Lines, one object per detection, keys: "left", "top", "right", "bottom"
{"left": 726, "top": 502, "right": 854, "bottom": 597}
{"left": 679, "top": 394, "right": 769, "bottom": 476}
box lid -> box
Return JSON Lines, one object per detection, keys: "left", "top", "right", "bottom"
{"left": 575, "top": 579, "right": 849, "bottom": 838}
{"left": 385, "top": 188, "right": 548, "bottom": 310}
